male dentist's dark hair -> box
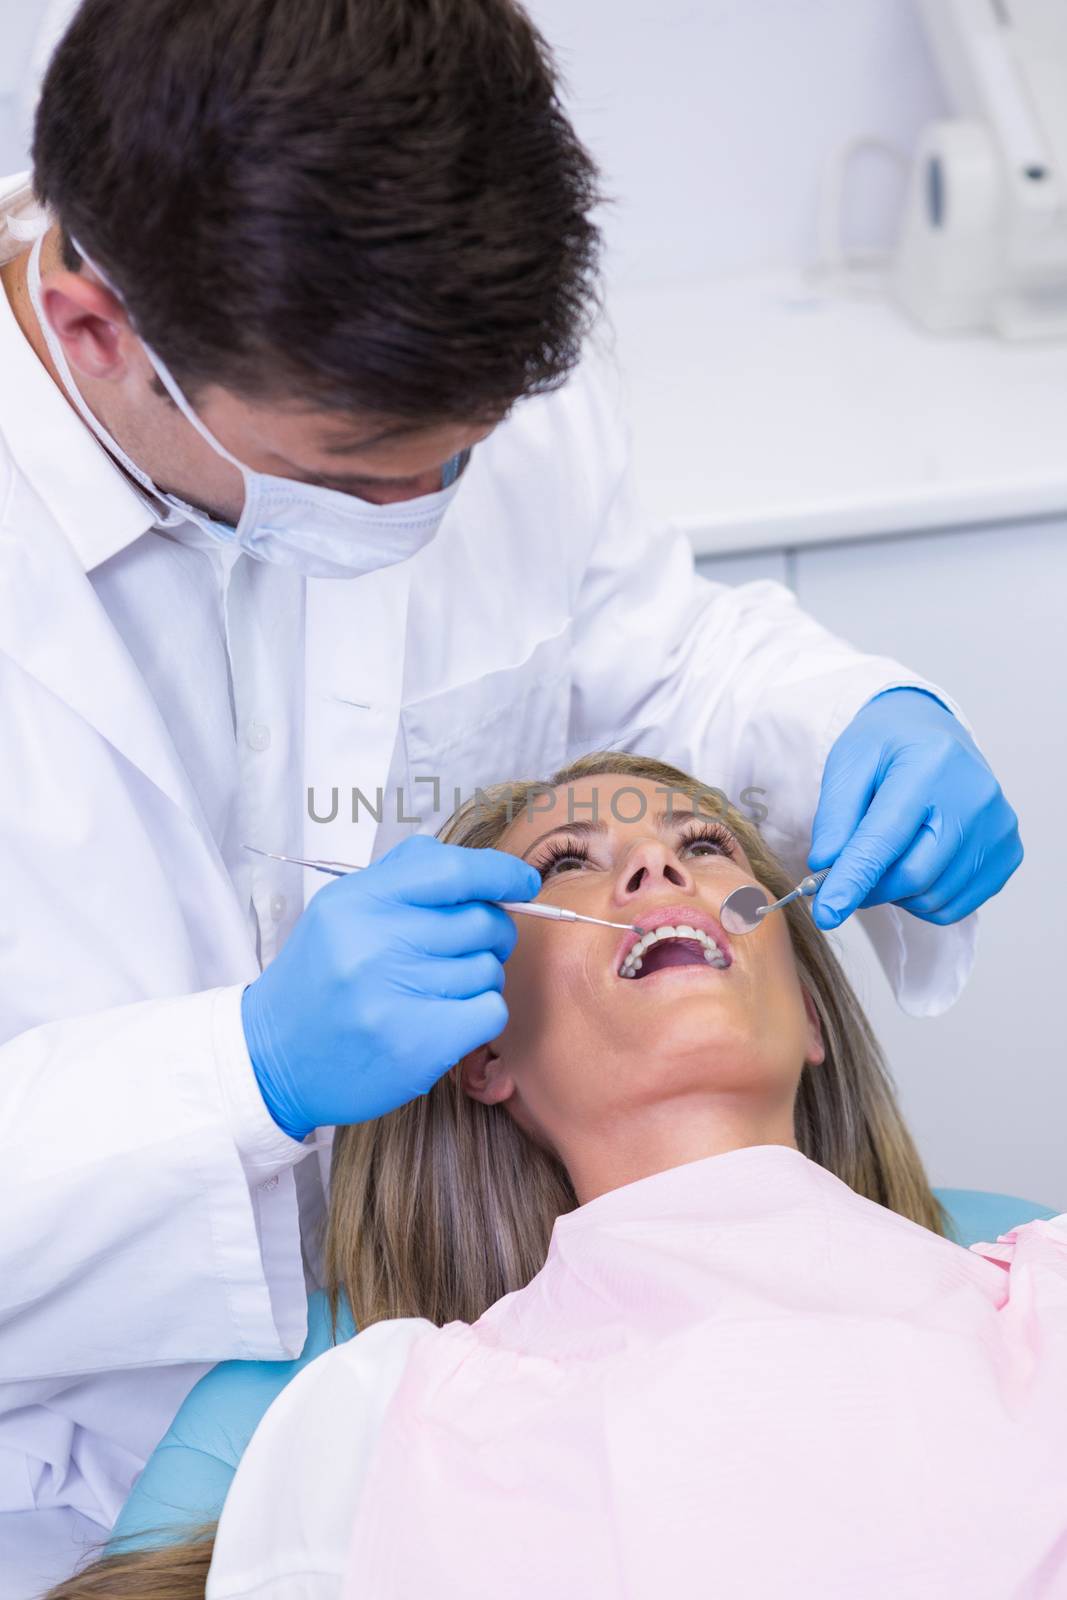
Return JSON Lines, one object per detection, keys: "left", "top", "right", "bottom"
{"left": 32, "top": 0, "right": 605, "bottom": 423}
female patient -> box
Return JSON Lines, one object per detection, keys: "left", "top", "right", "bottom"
{"left": 43, "top": 753, "right": 1067, "bottom": 1598}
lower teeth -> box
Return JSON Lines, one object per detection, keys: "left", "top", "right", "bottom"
{"left": 622, "top": 943, "right": 726, "bottom": 978}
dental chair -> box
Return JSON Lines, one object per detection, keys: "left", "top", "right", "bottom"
{"left": 933, "top": 1184, "right": 1058, "bottom": 1248}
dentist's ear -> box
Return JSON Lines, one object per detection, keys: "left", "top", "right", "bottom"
{"left": 41, "top": 268, "right": 133, "bottom": 383}
{"left": 459, "top": 1043, "right": 515, "bottom": 1106}
{"left": 801, "top": 988, "right": 826, "bottom": 1068}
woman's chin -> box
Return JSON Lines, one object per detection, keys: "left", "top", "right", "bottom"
{"left": 607, "top": 974, "right": 754, "bottom": 1056}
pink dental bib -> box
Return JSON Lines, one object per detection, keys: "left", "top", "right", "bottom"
{"left": 342, "top": 1143, "right": 1067, "bottom": 1598}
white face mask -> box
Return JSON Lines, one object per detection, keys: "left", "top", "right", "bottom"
{"left": 27, "top": 233, "right": 467, "bottom": 579}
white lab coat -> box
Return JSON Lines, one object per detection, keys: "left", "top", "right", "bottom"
{"left": 0, "top": 169, "right": 975, "bottom": 1588}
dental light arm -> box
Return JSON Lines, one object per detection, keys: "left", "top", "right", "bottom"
{"left": 893, "top": 0, "right": 1067, "bottom": 337}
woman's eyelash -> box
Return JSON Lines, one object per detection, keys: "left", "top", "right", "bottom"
{"left": 678, "top": 819, "right": 737, "bottom": 857}
{"left": 533, "top": 820, "right": 736, "bottom": 880}
{"left": 534, "top": 837, "right": 593, "bottom": 878}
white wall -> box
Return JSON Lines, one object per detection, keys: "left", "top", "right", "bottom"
{"left": 700, "top": 523, "right": 1067, "bottom": 1214}
{"left": 794, "top": 521, "right": 1067, "bottom": 1212}
{"left": 525, "top": 0, "right": 946, "bottom": 286}
{"left": 0, "top": 0, "right": 49, "bottom": 173}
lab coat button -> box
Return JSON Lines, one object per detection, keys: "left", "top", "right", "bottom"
{"left": 247, "top": 721, "right": 271, "bottom": 751}
{"left": 269, "top": 893, "right": 287, "bottom": 921}
{"left": 260, "top": 1174, "right": 280, "bottom": 1192}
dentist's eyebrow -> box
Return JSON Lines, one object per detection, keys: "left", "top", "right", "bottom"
{"left": 519, "top": 807, "right": 734, "bottom": 861}
{"left": 320, "top": 422, "right": 421, "bottom": 451}
{"left": 271, "top": 454, "right": 420, "bottom": 487}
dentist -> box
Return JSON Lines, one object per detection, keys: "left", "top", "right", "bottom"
{"left": 0, "top": 0, "right": 1020, "bottom": 1589}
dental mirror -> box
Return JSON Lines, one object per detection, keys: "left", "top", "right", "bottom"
{"left": 719, "top": 884, "right": 770, "bottom": 935}
{"left": 721, "top": 868, "right": 832, "bottom": 935}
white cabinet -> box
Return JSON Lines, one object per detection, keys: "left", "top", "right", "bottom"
{"left": 697, "top": 520, "right": 1067, "bottom": 1209}
{"left": 792, "top": 519, "right": 1067, "bottom": 1208}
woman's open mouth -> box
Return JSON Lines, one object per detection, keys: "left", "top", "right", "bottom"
{"left": 616, "top": 906, "right": 733, "bottom": 980}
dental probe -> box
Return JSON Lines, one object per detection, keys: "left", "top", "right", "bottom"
{"left": 720, "top": 867, "right": 831, "bottom": 935}
{"left": 491, "top": 902, "right": 639, "bottom": 931}
{"left": 243, "top": 846, "right": 641, "bottom": 932}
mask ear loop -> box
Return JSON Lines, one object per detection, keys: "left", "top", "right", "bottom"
{"left": 69, "top": 233, "right": 252, "bottom": 478}
{"left": 26, "top": 232, "right": 185, "bottom": 521}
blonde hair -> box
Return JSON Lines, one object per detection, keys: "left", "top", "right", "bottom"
{"left": 325, "top": 751, "right": 950, "bottom": 1334}
{"left": 38, "top": 1528, "right": 215, "bottom": 1599}
{"left": 43, "top": 751, "right": 949, "bottom": 1600}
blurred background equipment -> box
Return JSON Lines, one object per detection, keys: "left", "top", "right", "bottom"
{"left": 894, "top": 0, "right": 1067, "bottom": 338}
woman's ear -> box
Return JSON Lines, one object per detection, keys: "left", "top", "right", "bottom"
{"left": 459, "top": 1044, "right": 515, "bottom": 1106}
{"left": 801, "top": 989, "right": 826, "bottom": 1067}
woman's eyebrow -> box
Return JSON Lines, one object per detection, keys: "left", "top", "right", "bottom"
{"left": 518, "top": 806, "right": 735, "bottom": 861}
{"left": 664, "top": 808, "right": 740, "bottom": 848}
{"left": 658, "top": 807, "right": 731, "bottom": 828}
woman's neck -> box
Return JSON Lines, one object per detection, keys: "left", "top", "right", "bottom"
{"left": 561, "top": 1094, "right": 799, "bottom": 1206}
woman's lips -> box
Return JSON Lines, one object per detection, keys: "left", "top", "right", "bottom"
{"left": 613, "top": 903, "right": 733, "bottom": 978}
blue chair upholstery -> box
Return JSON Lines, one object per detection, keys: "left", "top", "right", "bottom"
{"left": 110, "top": 1290, "right": 357, "bottom": 1550}
{"left": 932, "top": 1186, "right": 1059, "bottom": 1249}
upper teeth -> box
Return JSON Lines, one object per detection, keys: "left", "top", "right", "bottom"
{"left": 619, "top": 925, "right": 729, "bottom": 979}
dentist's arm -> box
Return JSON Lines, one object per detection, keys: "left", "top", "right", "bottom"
{"left": 0, "top": 837, "right": 537, "bottom": 1384}
{"left": 0, "top": 981, "right": 313, "bottom": 1382}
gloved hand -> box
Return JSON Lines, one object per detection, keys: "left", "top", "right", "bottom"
{"left": 241, "top": 833, "right": 541, "bottom": 1138}
{"left": 808, "top": 687, "right": 1023, "bottom": 931}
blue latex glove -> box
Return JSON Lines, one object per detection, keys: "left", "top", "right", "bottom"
{"left": 808, "top": 688, "right": 1022, "bottom": 931}
{"left": 242, "top": 833, "right": 541, "bottom": 1138}
{"left": 110, "top": 1292, "right": 357, "bottom": 1552}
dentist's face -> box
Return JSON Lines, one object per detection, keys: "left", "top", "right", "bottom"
{"left": 463, "top": 776, "right": 823, "bottom": 1181}
{"left": 19, "top": 225, "right": 501, "bottom": 525}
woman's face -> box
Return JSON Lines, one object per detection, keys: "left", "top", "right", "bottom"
{"left": 461, "top": 775, "right": 824, "bottom": 1200}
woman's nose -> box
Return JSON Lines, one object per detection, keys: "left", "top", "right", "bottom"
{"left": 612, "top": 838, "right": 695, "bottom": 904}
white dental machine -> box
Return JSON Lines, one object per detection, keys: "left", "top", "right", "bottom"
{"left": 893, "top": 0, "right": 1067, "bottom": 338}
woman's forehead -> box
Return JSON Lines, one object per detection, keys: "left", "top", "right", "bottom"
{"left": 498, "top": 775, "right": 654, "bottom": 852}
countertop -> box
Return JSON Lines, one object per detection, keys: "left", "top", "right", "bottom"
{"left": 607, "top": 270, "right": 1067, "bottom": 555}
